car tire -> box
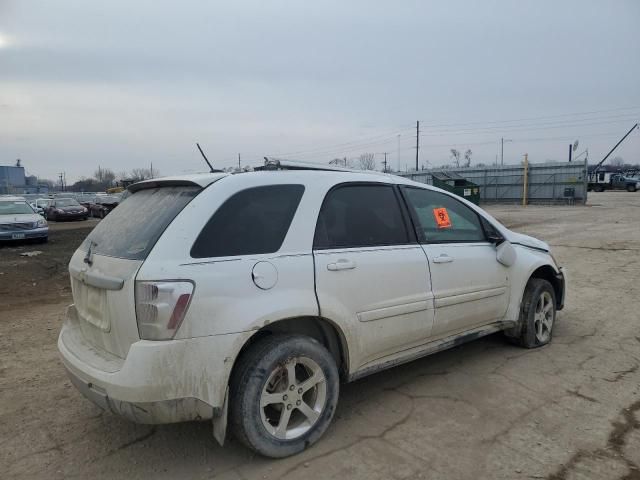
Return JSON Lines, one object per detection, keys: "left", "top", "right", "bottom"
{"left": 627, "top": 185, "right": 637, "bottom": 192}
{"left": 594, "top": 185, "right": 605, "bottom": 192}
{"left": 512, "top": 278, "right": 556, "bottom": 349}
{"left": 38, "top": 237, "right": 48, "bottom": 244}
{"left": 229, "top": 334, "right": 339, "bottom": 458}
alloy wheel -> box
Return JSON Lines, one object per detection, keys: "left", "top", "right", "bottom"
{"left": 259, "top": 356, "right": 327, "bottom": 440}
{"left": 534, "top": 291, "right": 554, "bottom": 343}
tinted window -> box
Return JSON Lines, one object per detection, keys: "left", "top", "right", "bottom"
{"left": 314, "top": 184, "right": 409, "bottom": 249}
{"left": 81, "top": 186, "right": 199, "bottom": 260}
{"left": 191, "top": 185, "right": 304, "bottom": 258}
{"left": 402, "top": 187, "right": 485, "bottom": 243}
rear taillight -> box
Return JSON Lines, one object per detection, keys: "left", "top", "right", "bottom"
{"left": 135, "top": 281, "right": 194, "bottom": 340}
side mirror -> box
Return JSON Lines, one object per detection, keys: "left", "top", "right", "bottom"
{"left": 496, "top": 241, "right": 517, "bottom": 267}
{"left": 487, "top": 233, "right": 505, "bottom": 245}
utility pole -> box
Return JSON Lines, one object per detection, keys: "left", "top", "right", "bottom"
{"left": 397, "top": 134, "right": 401, "bottom": 172}
{"left": 522, "top": 154, "right": 529, "bottom": 207}
{"left": 415, "top": 121, "right": 420, "bottom": 171}
{"left": 568, "top": 144, "right": 572, "bottom": 162}
{"left": 382, "top": 152, "right": 388, "bottom": 173}
{"left": 238, "top": 153, "right": 241, "bottom": 170}
{"left": 150, "top": 162, "right": 154, "bottom": 177}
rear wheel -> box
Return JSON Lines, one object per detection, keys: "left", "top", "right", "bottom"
{"left": 627, "top": 184, "right": 637, "bottom": 192}
{"left": 594, "top": 184, "right": 605, "bottom": 192}
{"left": 512, "top": 278, "right": 556, "bottom": 348}
{"left": 229, "top": 334, "right": 339, "bottom": 458}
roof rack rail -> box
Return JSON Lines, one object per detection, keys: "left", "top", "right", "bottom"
{"left": 256, "top": 157, "right": 356, "bottom": 172}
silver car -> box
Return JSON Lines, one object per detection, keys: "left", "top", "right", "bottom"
{"left": 0, "top": 196, "right": 49, "bottom": 243}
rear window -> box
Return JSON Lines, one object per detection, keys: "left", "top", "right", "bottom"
{"left": 81, "top": 186, "right": 199, "bottom": 260}
{"left": 190, "top": 184, "right": 304, "bottom": 258}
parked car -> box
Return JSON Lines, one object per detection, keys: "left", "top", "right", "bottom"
{"left": 0, "top": 196, "right": 48, "bottom": 243}
{"left": 45, "top": 198, "right": 88, "bottom": 221}
{"left": 58, "top": 166, "right": 566, "bottom": 458}
{"left": 34, "top": 198, "right": 52, "bottom": 212}
{"left": 89, "top": 194, "right": 120, "bottom": 218}
{"left": 29, "top": 202, "right": 45, "bottom": 216}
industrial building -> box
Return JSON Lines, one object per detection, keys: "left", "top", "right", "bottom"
{"left": 0, "top": 163, "right": 49, "bottom": 195}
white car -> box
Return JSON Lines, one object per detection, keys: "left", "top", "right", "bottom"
{"left": 58, "top": 163, "right": 566, "bottom": 458}
{"left": 0, "top": 196, "right": 49, "bottom": 242}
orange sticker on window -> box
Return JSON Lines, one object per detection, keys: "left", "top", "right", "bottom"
{"left": 433, "top": 207, "right": 452, "bottom": 229}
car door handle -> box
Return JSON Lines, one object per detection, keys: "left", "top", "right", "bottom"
{"left": 432, "top": 254, "right": 454, "bottom": 264}
{"left": 327, "top": 259, "right": 356, "bottom": 271}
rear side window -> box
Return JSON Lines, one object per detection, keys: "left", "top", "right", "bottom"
{"left": 314, "top": 184, "right": 409, "bottom": 249}
{"left": 402, "top": 187, "right": 485, "bottom": 243}
{"left": 82, "top": 186, "right": 200, "bottom": 260}
{"left": 190, "top": 185, "right": 304, "bottom": 258}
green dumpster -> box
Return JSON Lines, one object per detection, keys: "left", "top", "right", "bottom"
{"left": 431, "top": 171, "right": 481, "bottom": 205}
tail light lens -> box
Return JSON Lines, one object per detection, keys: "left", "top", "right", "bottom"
{"left": 135, "top": 281, "right": 194, "bottom": 340}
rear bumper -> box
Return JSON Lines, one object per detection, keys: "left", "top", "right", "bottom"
{"left": 58, "top": 306, "right": 250, "bottom": 424}
{"left": 0, "top": 227, "right": 48, "bottom": 240}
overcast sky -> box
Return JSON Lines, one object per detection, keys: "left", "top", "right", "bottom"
{"left": 1, "top": 0, "right": 639, "bottom": 182}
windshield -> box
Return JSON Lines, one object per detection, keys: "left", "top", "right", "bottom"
{"left": 81, "top": 186, "right": 200, "bottom": 260}
{"left": 0, "top": 201, "right": 35, "bottom": 215}
{"left": 56, "top": 198, "right": 81, "bottom": 207}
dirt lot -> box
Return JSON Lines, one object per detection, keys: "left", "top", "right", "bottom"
{"left": 1, "top": 194, "right": 639, "bottom": 480}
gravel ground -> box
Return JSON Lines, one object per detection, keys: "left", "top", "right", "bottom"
{"left": 1, "top": 192, "right": 639, "bottom": 480}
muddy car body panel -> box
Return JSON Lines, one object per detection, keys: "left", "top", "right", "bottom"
{"left": 58, "top": 168, "right": 566, "bottom": 456}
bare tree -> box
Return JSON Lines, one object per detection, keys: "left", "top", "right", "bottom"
{"left": 93, "top": 167, "right": 116, "bottom": 186}
{"left": 450, "top": 149, "right": 461, "bottom": 168}
{"left": 330, "top": 157, "right": 354, "bottom": 168}
{"left": 464, "top": 149, "right": 472, "bottom": 167}
{"left": 358, "top": 153, "right": 376, "bottom": 170}
{"left": 610, "top": 156, "right": 624, "bottom": 167}
{"left": 129, "top": 168, "right": 158, "bottom": 182}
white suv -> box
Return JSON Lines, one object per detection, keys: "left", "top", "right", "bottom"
{"left": 58, "top": 164, "right": 566, "bottom": 458}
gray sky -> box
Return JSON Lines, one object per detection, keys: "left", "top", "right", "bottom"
{"left": 1, "top": 0, "right": 639, "bottom": 182}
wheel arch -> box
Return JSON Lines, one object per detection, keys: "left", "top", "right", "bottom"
{"left": 528, "top": 264, "right": 563, "bottom": 309}
{"left": 230, "top": 316, "right": 350, "bottom": 385}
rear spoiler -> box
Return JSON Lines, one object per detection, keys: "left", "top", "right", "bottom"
{"left": 128, "top": 173, "right": 228, "bottom": 193}
{"left": 128, "top": 179, "right": 202, "bottom": 193}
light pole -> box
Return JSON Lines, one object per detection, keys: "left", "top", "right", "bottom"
{"left": 501, "top": 138, "right": 513, "bottom": 166}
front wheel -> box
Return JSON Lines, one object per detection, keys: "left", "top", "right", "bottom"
{"left": 513, "top": 278, "right": 556, "bottom": 348}
{"left": 229, "top": 334, "right": 339, "bottom": 458}
{"left": 627, "top": 185, "right": 637, "bottom": 192}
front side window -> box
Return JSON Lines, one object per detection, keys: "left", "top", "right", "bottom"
{"left": 402, "top": 187, "right": 485, "bottom": 243}
{"left": 191, "top": 184, "right": 305, "bottom": 258}
{"left": 314, "top": 184, "right": 409, "bottom": 249}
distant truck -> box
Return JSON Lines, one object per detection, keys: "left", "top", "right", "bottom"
{"left": 588, "top": 172, "right": 640, "bottom": 192}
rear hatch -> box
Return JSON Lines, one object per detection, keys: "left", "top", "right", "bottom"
{"left": 67, "top": 184, "right": 202, "bottom": 359}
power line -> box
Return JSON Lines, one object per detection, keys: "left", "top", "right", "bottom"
{"left": 418, "top": 106, "right": 640, "bottom": 129}
{"left": 418, "top": 116, "right": 639, "bottom": 137}
{"left": 267, "top": 125, "right": 414, "bottom": 158}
